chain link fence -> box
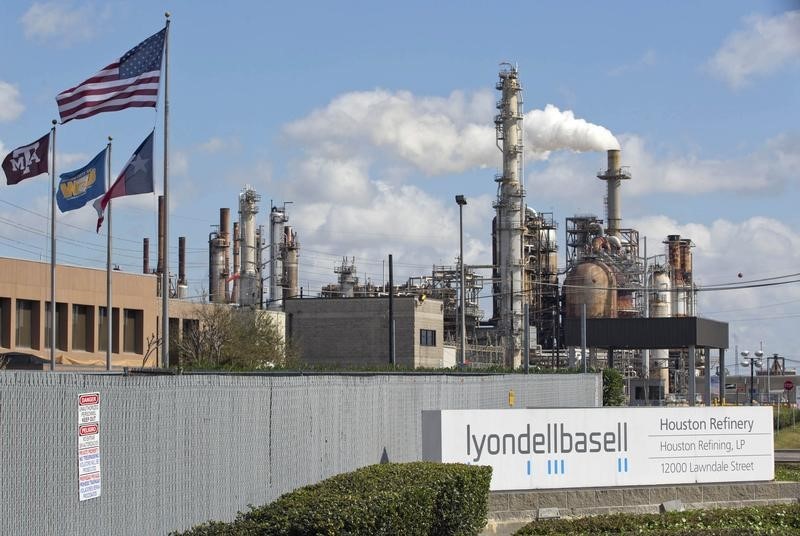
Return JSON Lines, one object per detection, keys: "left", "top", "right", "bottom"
{"left": 0, "top": 371, "right": 600, "bottom": 535}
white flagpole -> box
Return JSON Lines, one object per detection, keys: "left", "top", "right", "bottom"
{"left": 49, "top": 119, "right": 57, "bottom": 371}
{"left": 161, "top": 12, "right": 171, "bottom": 368}
{"left": 106, "top": 136, "right": 112, "bottom": 371}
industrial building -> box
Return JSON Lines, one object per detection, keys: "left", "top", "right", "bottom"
{"left": 284, "top": 296, "right": 447, "bottom": 368}
{"left": 0, "top": 256, "right": 201, "bottom": 367}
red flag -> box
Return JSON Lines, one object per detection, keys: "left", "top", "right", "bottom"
{"left": 2, "top": 132, "right": 50, "bottom": 185}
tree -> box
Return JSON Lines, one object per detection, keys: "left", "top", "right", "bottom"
{"left": 142, "top": 333, "right": 161, "bottom": 367}
{"left": 175, "top": 304, "right": 288, "bottom": 370}
{"left": 603, "top": 368, "right": 626, "bottom": 406}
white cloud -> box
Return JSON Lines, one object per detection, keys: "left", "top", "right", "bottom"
{"left": 630, "top": 214, "right": 800, "bottom": 357}
{"left": 290, "top": 181, "right": 491, "bottom": 276}
{"left": 0, "top": 82, "right": 24, "bottom": 122}
{"left": 285, "top": 156, "right": 375, "bottom": 206}
{"left": 708, "top": 10, "right": 800, "bottom": 88}
{"left": 20, "top": 2, "right": 106, "bottom": 45}
{"left": 284, "top": 89, "right": 618, "bottom": 176}
{"left": 524, "top": 132, "right": 800, "bottom": 203}
{"left": 278, "top": 88, "right": 619, "bottom": 291}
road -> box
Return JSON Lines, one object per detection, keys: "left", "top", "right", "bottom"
{"left": 774, "top": 449, "right": 800, "bottom": 463}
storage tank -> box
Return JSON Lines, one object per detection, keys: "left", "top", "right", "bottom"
{"left": 564, "top": 260, "right": 617, "bottom": 318}
{"left": 648, "top": 268, "right": 671, "bottom": 393}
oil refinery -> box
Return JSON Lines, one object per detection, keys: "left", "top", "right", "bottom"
{"left": 176, "top": 63, "right": 769, "bottom": 405}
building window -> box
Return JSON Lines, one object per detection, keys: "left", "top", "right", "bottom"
{"left": 0, "top": 298, "right": 10, "bottom": 348}
{"left": 16, "top": 299, "right": 36, "bottom": 348}
{"left": 45, "top": 302, "right": 67, "bottom": 350}
{"left": 420, "top": 329, "right": 437, "bottom": 347}
{"left": 123, "top": 309, "right": 143, "bottom": 354}
{"left": 182, "top": 319, "right": 199, "bottom": 340}
{"left": 98, "top": 307, "right": 120, "bottom": 353}
{"left": 72, "top": 304, "right": 93, "bottom": 351}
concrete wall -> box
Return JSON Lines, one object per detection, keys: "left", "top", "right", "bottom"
{"left": 285, "top": 296, "right": 445, "bottom": 367}
{"left": 0, "top": 370, "right": 600, "bottom": 535}
{"left": 485, "top": 482, "right": 800, "bottom": 536}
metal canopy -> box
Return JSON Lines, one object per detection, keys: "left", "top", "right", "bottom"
{"left": 563, "top": 317, "right": 729, "bottom": 350}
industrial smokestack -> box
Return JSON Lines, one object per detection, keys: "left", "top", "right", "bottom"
{"left": 178, "top": 236, "right": 187, "bottom": 285}
{"left": 157, "top": 195, "right": 166, "bottom": 275}
{"left": 143, "top": 238, "right": 150, "bottom": 274}
{"left": 178, "top": 236, "right": 188, "bottom": 298}
{"left": 597, "top": 149, "right": 630, "bottom": 237}
{"left": 232, "top": 221, "right": 240, "bottom": 304}
{"left": 220, "top": 208, "right": 231, "bottom": 302}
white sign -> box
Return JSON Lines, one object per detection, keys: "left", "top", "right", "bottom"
{"left": 78, "top": 424, "right": 100, "bottom": 450}
{"left": 79, "top": 472, "right": 101, "bottom": 501}
{"left": 422, "top": 407, "right": 774, "bottom": 490}
{"left": 78, "top": 392, "right": 101, "bottom": 501}
{"left": 78, "top": 393, "right": 100, "bottom": 424}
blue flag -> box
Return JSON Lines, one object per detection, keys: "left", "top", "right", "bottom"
{"left": 57, "top": 148, "right": 107, "bottom": 213}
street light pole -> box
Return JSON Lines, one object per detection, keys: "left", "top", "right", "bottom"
{"left": 455, "top": 195, "right": 467, "bottom": 368}
{"left": 740, "top": 350, "right": 762, "bottom": 406}
{"left": 755, "top": 349, "right": 765, "bottom": 404}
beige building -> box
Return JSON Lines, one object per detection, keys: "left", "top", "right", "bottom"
{"left": 0, "top": 257, "right": 207, "bottom": 368}
{"left": 284, "top": 296, "right": 445, "bottom": 368}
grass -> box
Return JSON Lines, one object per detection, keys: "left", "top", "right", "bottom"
{"left": 775, "top": 464, "right": 800, "bottom": 481}
{"left": 774, "top": 422, "right": 800, "bottom": 449}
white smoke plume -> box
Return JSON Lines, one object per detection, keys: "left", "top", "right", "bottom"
{"left": 525, "top": 104, "right": 620, "bottom": 160}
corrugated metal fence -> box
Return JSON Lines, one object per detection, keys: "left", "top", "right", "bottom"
{"left": 0, "top": 371, "right": 600, "bottom": 535}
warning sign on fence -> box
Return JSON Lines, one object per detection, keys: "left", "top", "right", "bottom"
{"left": 78, "top": 392, "right": 101, "bottom": 501}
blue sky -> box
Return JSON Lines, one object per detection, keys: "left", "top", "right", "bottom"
{"left": 1, "top": 1, "right": 799, "bottom": 369}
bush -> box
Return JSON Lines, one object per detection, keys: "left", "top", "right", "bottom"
{"left": 513, "top": 503, "right": 800, "bottom": 535}
{"left": 602, "top": 368, "right": 625, "bottom": 406}
{"left": 174, "top": 462, "right": 492, "bottom": 536}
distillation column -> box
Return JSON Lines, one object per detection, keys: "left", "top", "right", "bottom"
{"left": 282, "top": 225, "right": 299, "bottom": 301}
{"left": 494, "top": 64, "right": 525, "bottom": 367}
{"left": 238, "top": 186, "right": 261, "bottom": 306}
{"left": 208, "top": 208, "right": 231, "bottom": 303}
{"left": 269, "top": 206, "right": 288, "bottom": 309}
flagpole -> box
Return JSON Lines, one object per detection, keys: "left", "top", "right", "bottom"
{"left": 161, "top": 12, "right": 171, "bottom": 368}
{"left": 49, "top": 119, "right": 57, "bottom": 371}
{"left": 106, "top": 136, "right": 113, "bottom": 371}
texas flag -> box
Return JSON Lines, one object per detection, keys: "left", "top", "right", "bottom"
{"left": 94, "top": 131, "right": 154, "bottom": 232}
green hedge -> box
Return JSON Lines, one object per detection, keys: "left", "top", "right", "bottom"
{"left": 513, "top": 503, "right": 800, "bottom": 535}
{"left": 174, "top": 462, "right": 492, "bottom": 536}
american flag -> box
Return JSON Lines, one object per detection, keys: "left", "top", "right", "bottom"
{"left": 56, "top": 27, "right": 166, "bottom": 124}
